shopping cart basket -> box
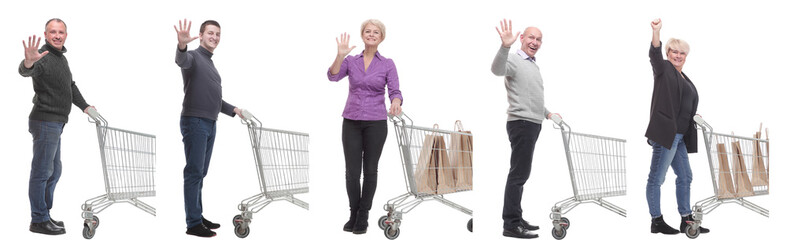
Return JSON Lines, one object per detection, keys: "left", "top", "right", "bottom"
{"left": 548, "top": 115, "right": 626, "bottom": 239}
{"left": 378, "top": 112, "right": 473, "bottom": 240}
{"left": 684, "top": 116, "right": 769, "bottom": 239}
{"left": 232, "top": 110, "right": 309, "bottom": 238}
{"left": 81, "top": 108, "right": 156, "bottom": 239}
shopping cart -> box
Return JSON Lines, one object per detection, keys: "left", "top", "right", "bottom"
{"left": 685, "top": 116, "right": 769, "bottom": 239}
{"left": 232, "top": 110, "right": 309, "bottom": 238}
{"left": 379, "top": 112, "right": 473, "bottom": 240}
{"left": 81, "top": 108, "right": 156, "bottom": 239}
{"left": 548, "top": 115, "right": 626, "bottom": 240}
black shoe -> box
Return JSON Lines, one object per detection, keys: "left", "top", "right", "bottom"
{"left": 186, "top": 223, "right": 216, "bottom": 237}
{"left": 352, "top": 210, "right": 369, "bottom": 234}
{"left": 520, "top": 219, "right": 539, "bottom": 231}
{"left": 30, "top": 221, "right": 65, "bottom": 235}
{"left": 343, "top": 209, "right": 358, "bottom": 232}
{"left": 49, "top": 218, "right": 64, "bottom": 228}
{"left": 680, "top": 215, "right": 710, "bottom": 234}
{"left": 503, "top": 226, "right": 539, "bottom": 239}
{"left": 651, "top": 216, "right": 679, "bottom": 234}
{"left": 202, "top": 217, "right": 220, "bottom": 229}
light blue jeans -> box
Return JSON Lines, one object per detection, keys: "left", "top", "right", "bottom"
{"left": 646, "top": 133, "right": 693, "bottom": 218}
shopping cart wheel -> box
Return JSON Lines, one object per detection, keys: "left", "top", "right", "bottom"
{"left": 378, "top": 215, "right": 388, "bottom": 230}
{"left": 467, "top": 218, "right": 473, "bottom": 232}
{"left": 560, "top": 217, "right": 569, "bottom": 230}
{"left": 82, "top": 225, "right": 95, "bottom": 239}
{"left": 235, "top": 224, "right": 250, "bottom": 238}
{"left": 551, "top": 227, "right": 567, "bottom": 240}
{"left": 684, "top": 225, "right": 700, "bottom": 239}
{"left": 92, "top": 216, "right": 100, "bottom": 229}
{"left": 233, "top": 214, "right": 243, "bottom": 227}
{"left": 384, "top": 225, "right": 400, "bottom": 240}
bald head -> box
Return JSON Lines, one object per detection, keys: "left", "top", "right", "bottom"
{"left": 520, "top": 26, "right": 542, "bottom": 58}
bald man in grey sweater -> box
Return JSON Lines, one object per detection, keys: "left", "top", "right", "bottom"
{"left": 492, "top": 19, "right": 559, "bottom": 239}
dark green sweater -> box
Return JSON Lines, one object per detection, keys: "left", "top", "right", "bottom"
{"left": 18, "top": 42, "right": 90, "bottom": 123}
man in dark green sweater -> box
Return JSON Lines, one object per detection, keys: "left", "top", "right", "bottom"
{"left": 18, "top": 18, "right": 95, "bottom": 236}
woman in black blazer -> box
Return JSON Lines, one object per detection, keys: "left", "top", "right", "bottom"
{"left": 645, "top": 18, "right": 709, "bottom": 235}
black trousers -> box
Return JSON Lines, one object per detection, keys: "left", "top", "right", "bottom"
{"left": 502, "top": 120, "right": 542, "bottom": 229}
{"left": 342, "top": 118, "right": 388, "bottom": 212}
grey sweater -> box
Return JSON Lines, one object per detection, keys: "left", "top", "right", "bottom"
{"left": 18, "top": 42, "right": 89, "bottom": 123}
{"left": 175, "top": 46, "right": 236, "bottom": 120}
{"left": 491, "top": 46, "right": 551, "bottom": 123}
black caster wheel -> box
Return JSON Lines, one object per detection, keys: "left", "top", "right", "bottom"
{"left": 685, "top": 225, "right": 700, "bottom": 239}
{"left": 235, "top": 224, "right": 250, "bottom": 238}
{"left": 552, "top": 227, "right": 567, "bottom": 240}
{"left": 561, "top": 217, "right": 569, "bottom": 230}
{"left": 82, "top": 225, "right": 95, "bottom": 239}
{"left": 233, "top": 214, "right": 243, "bottom": 227}
{"left": 378, "top": 215, "right": 388, "bottom": 230}
{"left": 384, "top": 225, "right": 400, "bottom": 240}
{"left": 467, "top": 218, "right": 473, "bottom": 232}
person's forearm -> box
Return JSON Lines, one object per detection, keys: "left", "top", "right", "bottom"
{"left": 491, "top": 46, "right": 510, "bottom": 76}
{"left": 652, "top": 29, "right": 660, "bottom": 48}
{"left": 329, "top": 54, "right": 344, "bottom": 75}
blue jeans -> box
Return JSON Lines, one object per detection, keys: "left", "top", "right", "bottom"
{"left": 28, "top": 120, "right": 65, "bottom": 223}
{"left": 181, "top": 116, "right": 217, "bottom": 228}
{"left": 646, "top": 133, "right": 693, "bottom": 218}
{"left": 502, "top": 120, "right": 541, "bottom": 229}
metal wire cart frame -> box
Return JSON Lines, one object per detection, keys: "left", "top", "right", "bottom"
{"left": 548, "top": 116, "right": 626, "bottom": 240}
{"left": 232, "top": 111, "right": 309, "bottom": 238}
{"left": 81, "top": 109, "right": 156, "bottom": 239}
{"left": 684, "top": 116, "right": 769, "bottom": 239}
{"left": 379, "top": 113, "right": 473, "bottom": 240}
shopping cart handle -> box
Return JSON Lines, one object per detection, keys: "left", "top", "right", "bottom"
{"left": 387, "top": 111, "right": 403, "bottom": 119}
{"left": 693, "top": 115, "right": 706, "bottom": 126}
{"left": 550, "top": 114, "right": 563, "bottom": 125}
{"left": 241, "top": 109, "right": 255, "bottom": 121}
{"left": 87, "top": 107, "right": 100, "bottom": 122}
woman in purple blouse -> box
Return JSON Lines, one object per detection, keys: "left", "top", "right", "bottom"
{"left": 327, "top": 19, "right": 402, "bottom": 235}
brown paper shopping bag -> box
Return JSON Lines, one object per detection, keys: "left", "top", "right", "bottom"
{"left": 450, "top": 120, "right": 473, "bottom": 191}
{"left": 435, "top": 135, "right": 457, "bottom": 194}
{"left": 731, "top": 141, "right": 754, "bottom": 197}
{"left": 751, "top": 129, "right": 769, "bottom": 187}
{"left": 766, "top": 128, "right": 769, "bottom": 181}
{"left": 415, "top": 126, "right": 440, "bottom": 194}
{"left": 715, "top": 143, "right": 736, "bottom": 199}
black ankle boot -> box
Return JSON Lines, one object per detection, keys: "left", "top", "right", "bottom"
{"left": 680, "top": 215, "right": 710, "bottom": 234}
{"left": 343, "top": 209, "right": 358, "bottom": 232}
{"left": 352, "top": 210, "right": 369, "bottom": 234}
{"left": 651, "top": 216, "right": 679, "bottom": 234}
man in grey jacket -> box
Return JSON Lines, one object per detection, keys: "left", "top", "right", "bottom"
{"left": 174, "top": 18, "right": 245, "bottom": 238}
{"left": 492, "top": 19, "right": 559, "bottom": 239}
{"left": 18, "top": 18, "right": 95, "bottom": 236}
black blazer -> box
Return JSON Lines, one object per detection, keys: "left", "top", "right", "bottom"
{"left": 646, "top": 43, "right": 698, "bottom": 153}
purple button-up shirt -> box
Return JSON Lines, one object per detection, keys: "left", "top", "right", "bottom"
{"left": 328, "top": 51, "right": 403, "bottom": 121}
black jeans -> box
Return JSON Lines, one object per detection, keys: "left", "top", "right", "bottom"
{"left": 502, "top": 120, "right": 542, "bottom": 229}
{"left": 342, "top": 119, "right": 388, "bottom": 212}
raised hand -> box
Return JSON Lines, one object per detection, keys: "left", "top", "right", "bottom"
{"left": 496, "top": 19, "right": 520, "bottom": 48}
{"left": 174, "top": 18, "right": 199, "bottom": 50}
{"left": 22, "top": 35, "right": 49, "bottom": 69}
{"left": 651, "top": 18, "right": 662, "bottom": 31}
{"left": 651, "top": 18, "right": 662, "bottom": 47}
{"left": 336, "top": 32, "right": 356, "bottom": 57}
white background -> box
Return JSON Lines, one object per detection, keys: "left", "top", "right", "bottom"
{"left": 0, "top": 0, "right": 783, "bottom": 239}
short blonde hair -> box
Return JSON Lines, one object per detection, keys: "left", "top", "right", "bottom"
{"left": 665, "top": 38, "right": 690, "bottom": 55}
{"left": 361, "top": 19, "right": 386, "bottom": 41}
